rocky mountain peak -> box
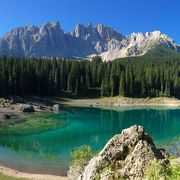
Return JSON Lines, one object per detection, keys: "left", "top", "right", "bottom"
{"left": 128, "top": 30, "right": 173, "bottom": 42}
{"left": 39, "top": 21, "right": 62, "bottom": 34}
{"left": 72, "top": 23, "right": 93, "bottom": 38}
{"left": 148, "top": 30, "right": 174, "bottom": 42}
{"left": 41, "top": 21, "right": 60, "bottom": 29}
{"left": 0, "top": 22, "right": 179, "bottom": 60}
{"left": 96, "top": 24, "right": 124, "bottom": 41}
{"left": 71, "top": 23, "right": 124, "bottom": 41}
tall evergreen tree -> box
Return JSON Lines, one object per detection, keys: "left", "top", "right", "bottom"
{"left": 119, "top": 71, "right": 126, "bottom": 97}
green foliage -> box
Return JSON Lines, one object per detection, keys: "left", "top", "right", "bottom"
{"left": 145, "top": 44, "right": 180, "bottom": 57}
{"left": 71, "top": 146, "right": 95, "bottom": 167}
{"left": 92, "top": 56, "right": 103, "bottom": 63}
{"left": 119, "top": 71, "right": 126, "bottom": 96}
{"left": 145, "top": 160, "right": 180, "bottom": 180}
{"left": 170, "top": 164, "right": 180, "bottom": 180}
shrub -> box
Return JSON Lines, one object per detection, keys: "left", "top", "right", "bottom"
{"left": 70, "top": 146, "right": 95, "bottom": 167}
{"left": 145, "top": 160, "right": 180, "bottom": 180}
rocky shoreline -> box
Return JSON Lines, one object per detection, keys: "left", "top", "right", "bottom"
{"left": 0, "top": 96, "right": 179, "bottom": 118}
{"left": 0, "top": 96, "right": 64, "bottom": 124}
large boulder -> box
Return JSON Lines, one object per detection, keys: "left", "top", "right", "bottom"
{"left": 69, "top": 126, "right": 167, "bottom": 180}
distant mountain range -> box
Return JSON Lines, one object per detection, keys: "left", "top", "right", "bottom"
{"left": 0, "top": 21, "right": 179, "bottom": 61}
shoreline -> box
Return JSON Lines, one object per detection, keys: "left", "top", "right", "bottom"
{"left": 0, "top": 96, "right": 180, "bottom": 124}
{"left": 0, "top": 165, "right": 68, "bottom": 180}
{"left": 0, "top": 96, "right": 180, "bottom": 115}
{"left": 59, "top": 97, "right": 180, "bottom": 108}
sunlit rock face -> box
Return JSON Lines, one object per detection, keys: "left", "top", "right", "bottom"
{"left": 0, "top": 22, "right": 179, "bottom": 61}
{"left": 68, "top": 125, "right": 167, "bottom": 180}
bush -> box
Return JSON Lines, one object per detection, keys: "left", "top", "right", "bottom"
{"left": 170, "top": 164, "right": 180, "bottom": 180}
{"left": 70, "top": 146, "right": 95, "bottom": 167}
{"left": 145, "top": 160, "right": 180, "bottom": 180}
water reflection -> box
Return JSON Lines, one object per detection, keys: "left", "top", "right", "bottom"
{"left": 0, "top": 107, "right": 179, "bottom": 175}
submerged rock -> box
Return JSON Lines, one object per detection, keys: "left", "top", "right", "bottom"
{"left": 69, "top": 125, "right": 167, "bottom": 180}
{"left": 21, "top": 104, "right": 35, "bottom": 112}
{"left": 0, "top": 113, "right": 12, "bottom": 121}
{"left": 53, "top": 104, "right": 62, "bottom": 111}
{"left": 3, "top": 113, "right": 11, "bottom": 119}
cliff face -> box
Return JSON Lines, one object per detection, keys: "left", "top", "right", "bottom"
{"left": 0, "top": 21, "right": 179, "bottom": 61}
{"left": 0, "top": 22, "right": 68, "bottom": 57}
{"left": 68, "top": 126, "right": 168, "bottom": 180}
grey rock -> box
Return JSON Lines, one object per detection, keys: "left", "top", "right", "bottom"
{"left": 67, "top": 165, "right": 83, "bottom": 180}
{"left": 0, "top": 22, "right": 179, "bottom": 61}
{"left": 3, "top": 113, "right": 11, "bottom": 119}
{"left": 53, "top": 104, "right": 61, "bottom": 111}
{"left": 0, "top": 113, "right": 11, "bottom": 121}
{"left": 21, "top": 104, "right": 35, "bottom": 112}
{"left": 72, "top": 125, "right": 167, "bottom": 180}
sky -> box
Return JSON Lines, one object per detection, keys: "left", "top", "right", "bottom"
{"left": 0, "top": 0, "right": 180, "bottom": 43}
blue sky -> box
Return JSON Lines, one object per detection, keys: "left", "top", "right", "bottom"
{"left": 0, "top": 0, "right": 180, "bottom": 43}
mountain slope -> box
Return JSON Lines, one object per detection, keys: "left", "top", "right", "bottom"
{"left": 0, "top": 22, "right": 179, "bottom": 61}
{"left": 100, "top": 31, "right": 179, "bottom": 60}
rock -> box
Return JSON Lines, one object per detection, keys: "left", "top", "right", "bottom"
{"left": 3, "top": 113, "right": 11, "bottom": 119}
{"left": 53, "top": 104, "right": 61, "bottom": 111}
{"left": 21, "top": 104, "right": 35, "bottom": 112}
{"left": 68, "top": 165, "right": 83, "bottom": 180}
{"left": 0, "top": 113, "right": 11, "bottom": 122}
{"left": 0, "top": 22, "right": 178, "bottom": 61}
{"left": 38, "top": 105, "right": 45, "bottom": 110}
{"left": 9, "top": 99, "right": 15, "bottom": 104}
{"left": 48, "top": 106, "right": 54, "bottom": 111}
{"left": 70, "top": 125, "right": 167, "bottom": 180}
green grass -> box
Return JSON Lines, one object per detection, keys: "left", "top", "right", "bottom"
{"left": 0, "top": 173, "right": 26, "bottom": 180}
{"left": 0, "top": 114, "right": 68, "bottom": 136}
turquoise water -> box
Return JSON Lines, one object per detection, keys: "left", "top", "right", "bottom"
{"left": 0, "top": 106, "right": 180, "bottom": 175}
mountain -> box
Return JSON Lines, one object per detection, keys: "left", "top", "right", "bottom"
{"left": 100, "top": 31, "right": 179, "bottom": 60}
{"left": 0, "top": 21, "right": 179, "bottom": 61}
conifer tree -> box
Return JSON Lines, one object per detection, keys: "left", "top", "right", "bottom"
{"left": 119, "top": 71, "right": 126, "bottom": 96}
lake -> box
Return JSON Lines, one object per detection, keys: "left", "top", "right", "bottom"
{"left": 0, "top": 106, "right": 180, "bottom": 176}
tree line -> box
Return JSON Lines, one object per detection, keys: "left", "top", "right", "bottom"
{"left": 0, "top": 56, "right": 179, "bottom": 98}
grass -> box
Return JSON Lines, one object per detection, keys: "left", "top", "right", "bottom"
{"left": 0, "top": 114, "right": 68, "bottom": 136}
{"left": 0, "top": 173, "right": 26, "bottom": 180}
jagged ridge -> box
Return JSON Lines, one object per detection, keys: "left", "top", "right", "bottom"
{"left": 0, "top": 21, "right": 179, "bottom": 61}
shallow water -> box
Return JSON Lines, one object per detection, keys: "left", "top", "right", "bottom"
{"left": 0, "top": 106, "right": 179, "bottom": 175}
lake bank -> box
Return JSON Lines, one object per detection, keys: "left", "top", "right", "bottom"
{"left": 0, "top": 165, "right": 68, "bottom": 180}
{"left": 0, "top": 96, "right": 180, "bottom": 117}
{"left": 60, "top": 96, "right": 180, "bottom": 108}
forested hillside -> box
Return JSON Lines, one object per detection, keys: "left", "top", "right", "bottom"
{"left": 0, "top": 56, "right": 179, "bottom": 98}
